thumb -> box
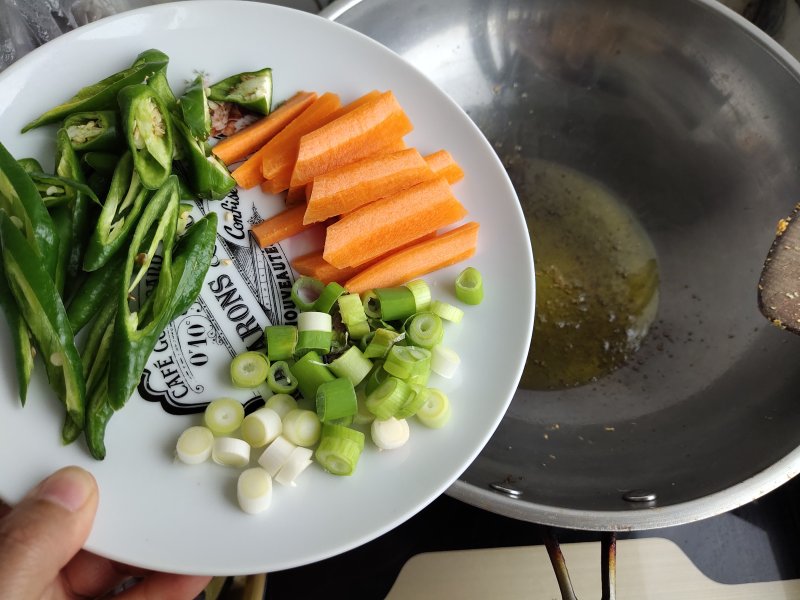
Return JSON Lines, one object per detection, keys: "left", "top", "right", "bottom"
{"left": 0, "top": 466, "right": 98, "bottom": 599}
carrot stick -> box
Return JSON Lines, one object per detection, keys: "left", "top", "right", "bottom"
{"left": 323, "top": 176, "right": 467, "bottom": 268}
{"left": 424, "top": 149, "right": 464, "bottom": 185}
{"left": 290, "top": 91, "right": 414, "bottom": 188}
{"left": 258, "top": 92, "right": 342, "bottom": 193}
{"left": 303, "top": 148, "right": 432, "bottom": 225}
{"left": 212, "top": 91, "right": 317, "bottom": 165}
{"left": 327, "top": 90, "right": 382, "bottom": 122}
{"left": 250, "top": 204, "right": 313, "bottom": 248}
{"left": 344, "top": 222, "right": 480, "bottom": 293}
{"left": 291, "top": 232, "right": 437, "bottom": 284}
{"left": 285, "top": 184, "right": 309, "bottom": 208}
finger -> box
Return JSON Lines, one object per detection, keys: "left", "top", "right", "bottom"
{"left": 114, "top": 572, "right": 212, "bottom": 600}
{"left": 60, "top": 551, "right": 136, "bottom": 598}
{"left": 0, "top": 466, "right": 98, "bottom": 599}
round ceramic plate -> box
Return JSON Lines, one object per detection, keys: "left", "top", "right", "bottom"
{"left": 0, "top": 1, "right": 534, "bottom": 575}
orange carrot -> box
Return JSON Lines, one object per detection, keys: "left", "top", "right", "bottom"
{"left": 345, "top": 222, "right": 479, "bottom": 293}
{"left": 259, "top": 92, "right": 342, "bottom": 193}
{"left": 303, "top": 148, "right": 432, "bottom": 225}
{"left": 323, "top": 176, "right": 467, "bottom": 268}
{"left": 212, "top": 91, "right": 317, "bottom": 165}
{"left": 290, "top": 91, "right": 414, "bottom": 188}
{"left": 250, "top": 205, "right": 313, "bottom": 248}
{"left": 424, "top": 149, "right": 464, "bottom": 185}
{"left": 291, "top": 232, "right": 437, "bottom": 284}
{"left": 326, "top": 90, "right": 382, "bottom": 122}
{"left": 285, "top": 184, "right": 309, "bottom": 208}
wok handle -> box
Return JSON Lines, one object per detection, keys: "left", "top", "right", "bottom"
{"left": 540, "top": 527, "right": 617, "bottom": 600}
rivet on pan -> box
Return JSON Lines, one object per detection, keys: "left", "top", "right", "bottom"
{"left": 490, "top": 482, "right": 523, "bottom": 498}
{"left": 623, "top": 490, "right": 657, "bottom": 503}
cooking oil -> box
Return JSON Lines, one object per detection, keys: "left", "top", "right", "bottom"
{"left": 516, "top": 160, "right": 659, "bottom": 390}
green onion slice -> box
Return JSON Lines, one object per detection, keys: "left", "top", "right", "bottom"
{"left": 374, "top": 286, "right": 416, "bottom": 321}
{"left": 405, "top": 279, "right": 431, "bottom": 311}
{"left": 237, "top": 467, "right": 273, "bottom": 514}
{"left": 364, "top": 361, "right": 390, "bottom": 395}
{"left": 430, "top": 300, "right": 464, "bottom": 324}
{"left": 275, "top": 446, "right": 314, "bottom": 487}
{"left": 416, "top": 388, "right": 451, "bottom": 429}
{"left": 292, "top": 350, "right": 336, "bottom": 401}
{"left": 371, "top": 417, "right": 410, "bottom": 450}
{"left": 264, "top": 393, "right": 298, "bottom": 419}
{"left": 329, "top": 345, "right": 373, "bottom": 386}
{"left": 230, "top": 351, "right": 270, "bottom": 388}
{"left": 176, "top": 426, "right": 214, "bottom": 464}
{"left": 316, "top": 377, "right": 357, "bottom": 423}
{"left": 405, "top": 312, "right": 444, "bottom": 349}
{"left": 295, "top": 330, "right": 333, "bottom": 357}
{"left": 257, "top": 435, "right": 296, "bottom": 477}
{"left": 298, "top": 311, "right": 333, "bottom": 332}
{"left": 315, "top": 423, "right": 365, "bottom": 476}
{"left": 431, "top": 345, "right": 460, "bottom": 379}
{"left": 265, "top": 325, "right": 298, "bottom": 361}
{"left": 384, "top": 345, "right": 432, "bottom": 380}
{"left": 267, "top": 360, "right": 298, "bottom": 394}
{"left": 241, "top": 407, "right": 283, "bottom": 448}
{"left": 362, "top": 290, "right": 381, "bottom": 319}
{"left": 291, "top": 276, "right": 325, "bottom": 311}
{"left": 354, "top": 387, "right": 376, "bottom": 426}
{"left": 362, "top": 328, "right": 403, "bottom": 359}
{"left": 204, "top": 398, "right": 245, "bottom": 435}
{"left": 365, "top": 376, "right": 412, "bottom": 420}
{"left": 282, "top": 408, "right": 322, "bottom": 447}
{"left": 455, "top": 266, "right": 484, "bottom": 305}
{"left": 314, "top": 281, "right": 346, "bottom": 314}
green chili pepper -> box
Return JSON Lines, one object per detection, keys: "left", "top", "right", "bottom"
{"left": 173, "top": 116, "right": 236, "bottom": 200}
{"left": 83, "top": 152, "right": 150, "bottom": 272}
{"left": 134, "top": 49, "right": 177, "bottom": 113}
{"left": 168, "top": 211, "right": 218, "bottom": 319}
{"left": 0, "top": 263, "right": 34, "bottom": 404}
{"left": 108, "top": 175, "right": 180, "bottom": 410}
{"left": 208, "top": 67, "right": 272, "bottom": 114}
{"left": 53, "top": 129, "right": 94, "bottom": 298}
{"left": 118, "top": 84, "right": 174, "bottom": 190}
{"left": 82, "top": 151, "right": 120, "bottom": 174}
{"left": 0, "top": 140, "right": 58, "bottom": 278}
{"left": 17, "top": 158, "right": 43, "bottom": 174}
{"left": 87, "top": 171, "right": 112, "bottom": 198}
{"left": 67, "top": 252, "right": 125, "bottom": 333}
{"left": 22, "top": 48, "right": 169, "bottom": 132}
{"left": 28, "top": 172, "right": 100, "bottom": 209}
{"left": 85, "top": 362, "right": 114, "bottom": 459}
{"left": 0, "top": 211, "right": 86, "bottom": 428}
{"left": 63, "top": 111, "right": 121, "bottom": 152}
{"left": 178, "top": 75, "right": 211, "bottom": 140}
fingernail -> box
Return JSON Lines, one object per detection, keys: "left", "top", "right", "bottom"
{"left": 33, "top": 467, "right": 95, "bottom": 512}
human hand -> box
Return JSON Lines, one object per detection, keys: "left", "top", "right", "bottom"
{"left": 0, "top": 466, "right": 211, "bottom": 599}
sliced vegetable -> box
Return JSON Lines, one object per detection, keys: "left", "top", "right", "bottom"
{"left": 323, "top": 177, "right": 467, "bottom": 268}
{"left": 374, "top": 286, "right": 416, "bottom": 321}
{"left": 264, "top": 393, "right": 298, "bottom": 419}
{"left": 290, "top": 276, "right": 325, "bottom": 312}
{"left": 405, "top": 279, "right": 431, "bottom": 311}
{"left": 365, "top": 376, "right": 412, "bottom": 420}
{"left": 353, "top": 388, "right": 375, "bottom": 426}
{"left": 241, "top": 407, "right": 283, "bottom": 448}
{"left": 313, "top": 281, "right": 346, "bottom": 314}
{"left": 250, "top": 204, "right": 314, "bottom": 248}
{"left": 430, "top": 299, "right": 465, "bottom": 324}
{"left": 405, "top": 312, "right": 444, "bottom": 349}
{"left": 431, "top": 345, "right": 460, "bottom": 379}
{"left": 371, "top": 417, "right": 410, "bottom": 450}
{"left": 302, "top": 148, "right": 432, "bottom": 224}
{"left": 362, "top": 327, "right": 402, "bottom": 360}
{"left": 291, "top": 350, "right": 335, "bottom": 401}
{"left": 291, "top": 250, "right": 365, "bottom": 285}
{"left": 328, "top": 346, "right": 373, "bottom": 386}
{"left": 204, "top": 397, "right": 245, "bottom": 435}
{"left": 214, "top": 90, "right": 317, "bottom": 166}
{"left": 172, "top": 115, "right": 236, "bottom": 200}
{"left": 264, "top": 325, "right": 298, "bottom": 361}
{"left": 345, "top": 222, "right": 479, "bottom": 294}
{"left": 316, "top": 377, "right": 357, "bottom": 423}
{"left": 416, "top": 388, "right": 451, "bottom": 428}
{"left": 315, "top": 423, "right": 365, "bottom": 476}
{"left": 275, "top": 446, "right": 313, "bottom": 487}
{"left": 209, "top": 67, "right": 273, "bottom": 114}
{"left": 0, "top": 264, "right": 34, "bottom": 404}
{"left": 178, "top": 75, "right": 211, "bottom": 140}
{"left": 290, "top": 91, "right": 414, "bottom": 188}
{"left": 384, "top": 345, "right": 431, "bottom": 380}
{"left": 267, "top": 360, "right": 298, "bottom": 394}
{"left": 230, "top": 351, "right": 270, "bottom": 388}
{"left": 64, "top": 110, "right": 121, "bottom": 152}
{"left": 424, "top": 149, "right": 464, "bottom": 184}
{"left": 176, "top": 426, "right": 214, "bottom": 464}
{"left": 237, "top": 467, "right": 273, "bottom": 514}
{"left": 282, "top": 409, "right": 322, "bottom": 447}
{"left": 258, "top": 435, "right": 296, "bottom": 477}
{"left": 455, "top": 266, "right": 484, "bottom": 305}
{"left": 212, "top": 436, "right": 251, "bottom": 468}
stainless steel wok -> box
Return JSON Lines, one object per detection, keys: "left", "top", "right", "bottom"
{"left": 324, "top": 0, "right": 800, "bottom": 530}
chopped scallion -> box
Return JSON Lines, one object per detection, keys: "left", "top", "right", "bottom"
{"left": 204, "top": 397, "right": 245, "bottom": 435}
{"left": 455, "top": 266, "right": 484, "bottom": 305}
{"left": 313, "top": 281, "right": 346, "bottom": 314}
{"left": 292, "top": 350, "right": 336, "bottom": 401}
{"left": 316, "top": 377, "right": 358, "bottom": 423}
{"left": 295, "top": 330, "right": 333, "bottom": 356}
{"left": 264, "top": 325, "right": 298, "bottom": 361}
{"left": 374, "top": 286, "right": 416, "bottom": 321}
{"left": 257, "top": 435, "right": 296, "bottom": 477}
{"left": 431, "top": 345, "right": 460, "bottom": 379}
{"left": 329, "top": 345, "right": 373, "bottom": 386}
{"left": 211, "top": 437, "right": 251, "bottom": 467}
{"left": 362, "top": 328, "right": 403, "bottom": 359}
{"left": 315, "top": 423, "right": 365, "bottom": 476}
{"left": 416, "top": 388, "right": 451, "bottom": 428}
{"left": 384, "top": 345, "right": 432, "bottom": 380}
{"left": 365, "top": 376, "right": 412, "bottom": 420}
{"left": 297, "top": 311, "right": 333, "bottom": 333}
{"left": 430, "top": 300, "right": 464, "bottom": 324}
{"left": 405, "top": 279, "right": 431, "bottom": 311}
{"left": 291, "top": 276, "right": 325, "bottom": 311}
{"left": 282, "top": 408, "right": 322, "bottom": 447}
{"left": 405, "top": 312, "right": 444, "bottom": 349}
{"left": 230, "top": 351, "right": 270, "bottom": 388}
{"left": 267, "top": 360, "right": 298, "bottom": 394}
{"left": 241, "top": 407, "right": 283, "bottom": 448}
{"left": 275, "top": 446, "right": 314, "bottom": 487}
{"left": 237, "top": 467, "right": 272, "bottom": 514}
{"left": 371, "top": 417, "right": 410, "bottom": 450}
{"left": 176, "top": 426, "right": 214, "bottom": 464}
{"left": 362, "top": 290, "right": 381, "bottom": 319}
{"left": 264, "top": 393, "right": 298, "bottom": 419}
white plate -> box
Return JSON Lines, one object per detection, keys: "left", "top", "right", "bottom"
{"left": 0, "top": 1, "right": 534, "bottom": 575}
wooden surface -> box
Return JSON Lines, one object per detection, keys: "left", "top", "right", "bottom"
{"left": 386, "top": 538, "right": 800, "bottom": 599}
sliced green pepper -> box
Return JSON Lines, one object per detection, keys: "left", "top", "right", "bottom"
{"left": 67, "top": 252, "right": 125, "bottom": 333}
{"left": 17, "top": 158, "right": 43, "bottom": 174}
{"left": 0, "top": 140, "right": 58, "bottom": 278}
{"left": 85, "top": 361, "right": 114, "bottom": 459}
{"left": 63, "top": 110, "right": 121, "bottom": 153}
{"left": 28, "top": 172, "right": 100, "bottom": 209}
{"left": 82, "top": 151, "right": 121, "bottom": 174}
{"left": 118, "top": 84, "right": 174, "bottom": 190}
{"left": 178, "top": 75, "right": 211, "bottom": 140}
{"left": 135, "top": 49, "right": 177, "bottom": 113}
{"left": 208, "top": 68, "right": 272, "bottom": 114}
{"left": 108, "top": 175, "right": 180, "bottom": 410}
{"left": 168, "top": 211, "right": 218, "bottom": 318}
{"left": 22, "top": 48, "right": 169, "bottom": 132}
{"left": 0, "top": 263, "right": 34, "bottom": 404}
{"left": 173, "top": 116, "right": 235, "bottom": 200}
{"left": 83, "top": 152, "right": 149, "bottom": 272}
{"left": 0, "top": 211, "right": 86, "bottom": 428}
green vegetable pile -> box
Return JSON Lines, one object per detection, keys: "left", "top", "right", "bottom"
{"left": 0, "top": 49, "right": 273, "bottom": 459}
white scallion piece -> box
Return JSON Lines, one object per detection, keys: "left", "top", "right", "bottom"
{"left": 353, "top": 387, "right": 375, "bottom": 426}
{"left": 211, "top": 436, "right": 251, "bottom": 468}
{"left": 204, "top": 397, "right": 245, "bottom": 435}
{"left": 297, "top": 311, "right": 333, "bottom": 332}
{"left": 371, "top": 417, "right": 410, "bottom": 450}
{"left": 431, "top": 345, "right": 461, "bottom": 379}
{"left": 175, "top": 426, "right": 214, "bottom": 464}
{"left": 275, "top": 446, "right": 314, "bottom": 487}
{"left": 258, "top": 435, "right": 297, "bottom": 477}
{"left": 416, "top": 388, "right": 451, "bottom": 429}
{"left": 237, "top": 467, "right": 273, "bottom": 514}
{"left": 265, "top": 393, "right": 298, "bottom": 419}
{"left": 241, "top": 408, "right": 283, "bottom": 448}
{"left": 282, "top": 409, "right": 322, "bottom": 447}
